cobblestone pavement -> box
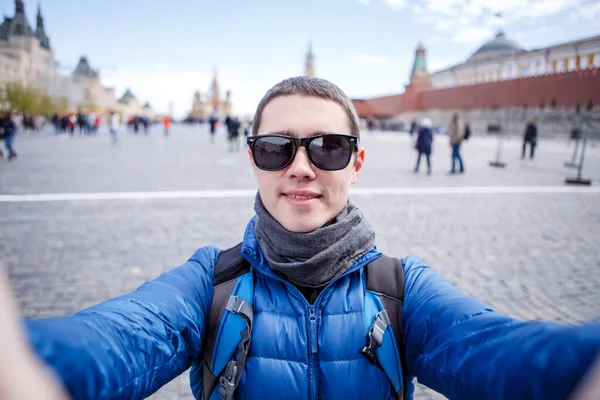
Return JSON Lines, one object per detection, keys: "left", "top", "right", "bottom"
{"left": 1, "top": 126, "right": 599, "bottom": 400}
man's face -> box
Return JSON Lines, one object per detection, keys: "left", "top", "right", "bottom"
{"left": 249, "top": 95, "right": 365, "bottom": 233}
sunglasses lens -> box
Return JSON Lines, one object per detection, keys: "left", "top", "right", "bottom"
{"left": 252, "top": 136, "right": 294, "bottom": 170}
{"left": 309, "top": 135, "right": 353, "bottom": 170}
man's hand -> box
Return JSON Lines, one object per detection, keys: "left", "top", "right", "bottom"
{"left": 570, "top": 356, "right": 600, "bottom": 400}
{"left": 0, "top": 266, "right": 70, "bottom": 400}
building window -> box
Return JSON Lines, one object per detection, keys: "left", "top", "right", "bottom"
{"left": 563, "top": 57, "right": 569, "bottom": 71}
{"left": 552, "top": 59, "right": 557, "bottom": 73}
{"left": 589, "top": 53, "right": 596, "bottom": 68}
{"left": 576, "top": 55, "right": 581, "bottom": 70}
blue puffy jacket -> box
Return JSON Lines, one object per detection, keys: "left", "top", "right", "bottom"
{"left": 25, "top": 218, "right": 600, "bottom": 399}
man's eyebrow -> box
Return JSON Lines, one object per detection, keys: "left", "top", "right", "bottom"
{"left": 266, "top": 130, "right": 335, "bottom": 137}
{"left": 272, "top": 130, "right": 296, "bottom": 137}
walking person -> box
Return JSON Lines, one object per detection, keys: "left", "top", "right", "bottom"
{"left": 209, "top": 115, "right": 218, "bottom": 144}
{"left": 67, "top": 114, "right": 76, "bottom": 136}
{"left": 108, "top": 111, "right": 119, "bottom": 146}
{"left": 522, "top": 118, "right": 538, "bottom": 159}
{"left": 162, "top": 115, "right": 171, "bottom": 137}
{"left": 448, "top": 113, "right": 465, "bottom": 174}
{"left": 1, "top": 111, "right": 18, "bottom": 161}
{"left": 19, "top": 77, "right": 600, "bottom": 400}
{"left": 228, "top": 117, "right": 241, "bottom": 152}
{"left": 242, "top": 118, "right": 251, "bottom": 144}
{"left": 414, "top": 117, "right": 433, "bottom": 175}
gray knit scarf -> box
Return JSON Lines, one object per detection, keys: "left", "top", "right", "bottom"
{"left": 253, "top": 192, "right": 375, "bottom": 288}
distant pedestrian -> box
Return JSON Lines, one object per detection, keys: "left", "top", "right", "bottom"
{"left": 522, "top": 118, "right": 538, "bottom": 159}
{"left": 209, "top": 115, "right": 218, "bottom": 144}
{"left": 109, "top": 111, "right": 119, "bottom": 146}
{"left": 162, "top": 116, "right": 171, "bottom": 137}
{"left": 67, "top": 114, "right": 76, "bottom": 135}
{"left": 141, "top": 116, "right": 149, "bottom": 135}
{"left": 414, "top": 117, "right": 433, "bottom": 175}
{"left": 0, "top": 111, "right": 18, "bottom": 161}
{"left": 448, "top": 113, "right": 465, "bottom": 174}
{"left": 228, "top": 117, "right": 241, "bottom": 152}
{"left": 76, "top": 111, "right": 87, "bottom": 135}
{"left": 242, "top": 118, "right": 251, "bottom": 147}
{"left": 409, "top": 119, "right": 417, "bottom": 136}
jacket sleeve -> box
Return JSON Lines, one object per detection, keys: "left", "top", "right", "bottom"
{"left": 24, "top": 246, "right": 219, "bottom": 400}
{"left": 401, "top": 256, "right": 600, "bottom": 400}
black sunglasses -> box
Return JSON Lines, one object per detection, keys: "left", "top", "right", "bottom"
{"left": 247, "top": 134, "right": 359, "bottom": 171}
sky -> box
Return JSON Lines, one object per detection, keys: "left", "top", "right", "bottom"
{"left": 3, "top": 0, "right": 600, "bottom": 118}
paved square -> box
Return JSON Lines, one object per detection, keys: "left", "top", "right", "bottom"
{"left": 1, "top": 125, "right": 599, "bottom": 400}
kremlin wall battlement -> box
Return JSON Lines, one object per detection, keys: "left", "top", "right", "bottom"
{"left": 419, "top": 68, "right": 600, "bottom": 111}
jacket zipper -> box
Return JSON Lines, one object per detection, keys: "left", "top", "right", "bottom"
{"left": 308, "top": 304, "right": 318, "bottom": 399}
{"left": 242, "top": 247, "right": 383, "bottom": 399}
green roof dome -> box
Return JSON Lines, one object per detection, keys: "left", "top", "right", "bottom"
{"left": 469, "top": 31, "right": 524, "bottom": 62}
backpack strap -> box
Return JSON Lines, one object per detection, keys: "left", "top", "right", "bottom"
{"left": 202, "top": 243, "right": 253, "bottom": 400}
{"left": 362, "top": 255, "right": 405, "bottom": 400}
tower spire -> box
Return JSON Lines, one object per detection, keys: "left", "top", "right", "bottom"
{"left": 211, "top": 66, "right": 221, "bottom": 114}
{"left": 15, "top": 0, "right": 25, "bottom": 14}
{"left": 34, "top": 1, "right": 51, "bottom": 49}
{"left": 9, "top": 0, "right": 31, "bottom": 36}
{"left": 304, "top": 40, "right": 315, "bottom": 77}
{"left": 37, "top": 1, "right": 43, "bottom": 28}
{"left": 410, "top": 42, "right": 429, "bottom": 79}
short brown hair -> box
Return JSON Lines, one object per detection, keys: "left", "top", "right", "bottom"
{"left": 252, "top": 76, "right": 360, "bottom": 138}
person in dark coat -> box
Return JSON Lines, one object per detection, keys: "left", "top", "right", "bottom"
{"left": 414, "top": 117, "right": 433, "bottom": 175}
{"left": 522, "top": 118, "right": 538, "bottom": 159}
{"left": 1, "top": 111, "right": 17, "bottom": 161}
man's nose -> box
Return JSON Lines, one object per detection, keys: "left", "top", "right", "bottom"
{"left": 286, "top": 147, "right": 316, "bottom": 179}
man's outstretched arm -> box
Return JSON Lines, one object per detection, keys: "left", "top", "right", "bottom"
{"left": 401, "top": 256, "right": 600, "bottom": 400}
{"left": 24, "top": 246, "right": 219, "bottom": 400}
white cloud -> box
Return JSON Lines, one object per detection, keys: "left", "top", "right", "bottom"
{"left": 517, "top": 0, "right": 571, "bottom": 18}
{"left": 569, "top": 1, "right": 600, "bottom": 20}
{"left": 351, "top": 53, "right": 394, "bottom": 66}
{"left": 412, "top": 0, "right": 594, "bottom": 46}
{"left": 384, "top": 0, "right": 408, "bottom": 10}
{"left": 451, "top": 26, "right": 495, "bottom": 44}
{"left": 412, "top": 4, "right": 424, "bottom": 14}
{"left": 428, "top": 56, "right": 460, "bottom": 72}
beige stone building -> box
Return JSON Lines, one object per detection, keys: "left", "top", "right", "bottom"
{"left": 0, "top": 0, "right": 66, "bottom": 100}
{"left": 69, "top": 57, "right": 152, "bottom": 119}
{"left": 69, "top": 56, "right": 117, "bottom": 111}
{"left": 0, "top": 0, "right": 151, "bottom": 118}
{"left": 117, "top": 88, "right": 152, "bottom": 120}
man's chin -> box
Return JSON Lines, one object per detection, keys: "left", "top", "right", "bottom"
{"left": 280, "top": 215, "right": 324, "bottom": 233}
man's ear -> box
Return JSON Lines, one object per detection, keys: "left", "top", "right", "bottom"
{"left": 248, "top": 147, "right": 260, "bottom": 180}
{"left": 351, "top": 147, "right": 365, "bottom": 184}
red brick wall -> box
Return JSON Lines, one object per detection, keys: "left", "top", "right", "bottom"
{"left": 419, "top": 69, "right": 600, "bottom": 110}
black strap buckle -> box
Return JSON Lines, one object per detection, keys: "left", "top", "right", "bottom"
{"left": 360, "top": 311, "right": 391, "bottom": 365}
{"left": 219, "top": 361, "right": 237, "bottom": 400}
{"left": 360, "top": 334, "right": 379, "bottom": 364}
